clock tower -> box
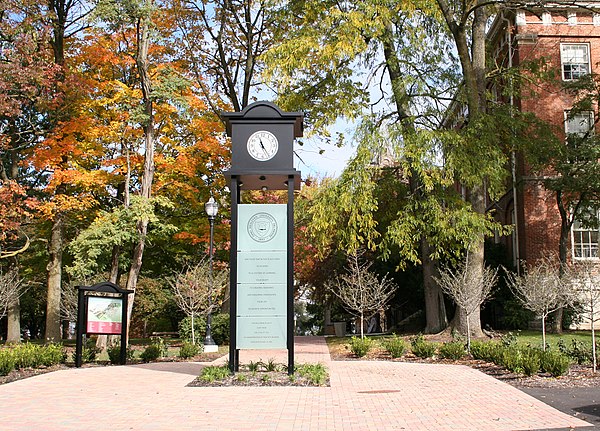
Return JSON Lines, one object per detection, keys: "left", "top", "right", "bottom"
{"left": 221, "top": 101, "right": 303, "bottom": 375}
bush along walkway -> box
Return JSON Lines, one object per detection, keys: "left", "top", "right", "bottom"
{"left": 336, "top": 333, "right": 600, "bottom": 388}
{"left": 0, "top": 336, "right": 594, "bottom": 430}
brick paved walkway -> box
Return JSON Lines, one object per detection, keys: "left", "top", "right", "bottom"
{"left": 0, "top": 336, "right": 592, "bottom": 430}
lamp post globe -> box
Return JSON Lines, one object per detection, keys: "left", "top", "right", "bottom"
{"left": 204, "top": 196, "right": 219, "bottom": 353}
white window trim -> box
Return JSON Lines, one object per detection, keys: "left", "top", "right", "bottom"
{"left": 564, "top": 110, "right": 595, "bottom": 137}
{"left": 568, "top": 12, "right": 577, "bottom": 26}
{"left": 594, "top": 14, "right": 600, "bottom": 26}
{"left": 542, "top": 12, "right": 552, "bottom": 25}
{"left": 561, "top": 43, "right": 591, "bottom": 81}
{"left": 571, "top": 209, "right": 600, "bottom": 261}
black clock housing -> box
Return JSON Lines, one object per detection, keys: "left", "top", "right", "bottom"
{"left": 222, "top": 101, "right": 303, "bottom": 190}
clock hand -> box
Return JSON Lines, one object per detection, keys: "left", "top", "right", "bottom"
{"left": 259, "top": 138, "right": 269, "bottom": 156}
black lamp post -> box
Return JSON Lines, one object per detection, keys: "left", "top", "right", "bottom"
{"left": 204, "top": 196, "right": 219, "bottom": 353}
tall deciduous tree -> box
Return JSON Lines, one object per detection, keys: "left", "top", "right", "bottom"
{"left": 0, "top": 0, "right": 57, "bottom": 342}
{"left": 33, "top": 0, "right": 96, "bottom": 341}
{"left": 266, "top": 0, "right": 509, "bottom": 335}
{"left": 171, "top": 0, "right": 279, "bottom": 114}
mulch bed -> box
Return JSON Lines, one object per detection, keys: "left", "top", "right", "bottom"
{"left": 328, "top": 341, "right": 600, "bottom": 389}
{"left": 2, "top": 339, "right": 599, "bottom": 389}
{"left": 187, "top": 371, "right": 329, "bottom": 387}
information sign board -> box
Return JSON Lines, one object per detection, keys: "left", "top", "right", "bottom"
{"left": 236, "top": 204, "right": 287, "bottom": 349}
{"left": 86, "top": 296, "right": 123, "bottom": 334}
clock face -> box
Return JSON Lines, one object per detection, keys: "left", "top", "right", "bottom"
{"left": 247, "top": 130, "right": 278, "bottom": 161}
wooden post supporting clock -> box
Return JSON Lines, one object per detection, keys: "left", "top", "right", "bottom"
{"left": 221, "top": 101, "right": 303, "bottom": 374}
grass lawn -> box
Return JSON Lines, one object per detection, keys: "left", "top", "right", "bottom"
{"left": 512, "top": 330, "right": 595, "bottom": 349}
{"left": 325, "top": 329, "right": 598, "bottom": 355}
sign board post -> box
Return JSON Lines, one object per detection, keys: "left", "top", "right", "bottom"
{"left": 222, "top": 101, "right": 302, "bottom": 374}
{"left": 75, "top": 282, "right": 133, "bottom": 367}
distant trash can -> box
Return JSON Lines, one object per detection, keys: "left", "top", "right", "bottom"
{"left": 333, "top": 322, "right": 346, "bottom": 337}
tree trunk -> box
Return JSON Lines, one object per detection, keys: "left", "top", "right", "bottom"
{"left": 380, "top": 22, "right": 448, "bottom": 333}
{"left": 451, "top": 232, "right": 485, "bottom": 338}
{"left": 552, "top": 192, "right": 571, "bottom": 333}
{"left": 550, "top": 307, "right": 564, "bottom": 334}
{"left": 423, "top": 240, "right": 447, "bottom": 333}
{"left": 6, "top": 297, "right": 21, "bottom": 343}
{"left": 122, "top": 10, "right": 155, "bottom": 339}
{"left": 45, "top": 215, "right": 63, "bottom": 341}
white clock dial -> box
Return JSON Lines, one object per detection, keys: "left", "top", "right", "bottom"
{"left": 247, "top": 130, "right": 278, "bottom": 161}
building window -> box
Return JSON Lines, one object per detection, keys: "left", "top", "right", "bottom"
{"left": 572, "top": 208, "right": 599, "bottom": 260}
{"left": 542, "top": 12, "right": 552, "bottom": 25}
{"left": 561, "top": 43, "right": 590, "bottom": 80}
{"left": 565, "top": 111, "right": 594, "bottom": 137}
{"left": 568, "top": 12, "right": 577, "bottom": 26}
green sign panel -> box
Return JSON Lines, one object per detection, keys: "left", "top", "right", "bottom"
{"left": 237, "top": 204, "right": 287, "bottom": 251}
{"left": 237, "top": 284, "right": 286, "bottom": 316}
{"left": 237, "top": 204, "right": 287, "bottom": 349}
{"left": 236, "top": 316, "right": 287, "bottom": 349}
{"left": 237, "top": 251, "right": 287, "bottom": 284}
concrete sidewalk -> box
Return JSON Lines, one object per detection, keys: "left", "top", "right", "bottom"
{"left": 0, "top": 336, "right": 592, "bottom": 430}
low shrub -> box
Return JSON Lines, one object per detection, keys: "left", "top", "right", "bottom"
{"left": 179, "top": 341, "right": 201, "bottom": 359}
{"left": 469, "top": 340, "right": 493, "bottom": 361}
{"left": 439, "top": 341, "right": 466, "bottom": 360}
{"left": 500, "top": 347, "right": 524, "bottom": 374}
{"left": 140, "top": 344, "right": 162, "bottom": 362}
{"left": 178, "top": 316, "right": 207, "bottom": 343}
{"left": 39, "top": 343, "right": 66, "bottom": 366}
{"left": 410, "top": 335, "right": 437, "bottom": 359}
{"left": 295, "top": 363, "right": 328, "bottom": 386}
{"left": 107, "top": 342, "right": 135, "bottom": 364}
{"left": 349, "top": 336, "right": 374, "bottom": 358}
{"left": 199, "top": 365, "right": 231, "bottom": 383}
{"left": 382, "top": 335, "right": 407, "bottom": 358}
{"left": 540, "top": 350, "right": 571, "bottom": 377}
{"left": 521, "top": 349, "right": 541, "bottom": 377}
{"left": 72, "top": 338, "right": 101, "bottom": 364}
{"left": 211, "top": 313, "right": 230, "bottom": 346}
{"left": 557, "top": 339, "right": 594, "bottom": 365}
{"left": 0, "top": 350, "right": 15, "bottom": 376}
{"left": 149, "top": 336, "right": 169, "bottom": 357}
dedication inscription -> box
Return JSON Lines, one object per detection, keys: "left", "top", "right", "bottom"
{"left": 236, "top": 204, "right": 287, "bottom": 349}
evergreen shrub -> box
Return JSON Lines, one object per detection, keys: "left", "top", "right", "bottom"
{"left": 179, "top": 341, "right": 201, "bottom": 359}
{"left": 382, "top": 335, "right": 407, "bottom": 358}
{"left": 540, "top": 350, "right": 570, "bottom": 377}
{"left": 410, "top": 335, "right": 437, "bottom": 359}
{"left": 211, "top": 313, "right": 230, "bottom": 345}
{"left": 439, "top": 341, "right": 466, "bottom": 360}
{"left": 0, "top": 350, "right": 15, "bottom": 376}
{"left": 349, "top": 336, "right": 374, "bottom": 358}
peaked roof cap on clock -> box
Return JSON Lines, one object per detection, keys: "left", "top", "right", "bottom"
{"left": 221, "top": 101, "right": 303, "bottom": 138}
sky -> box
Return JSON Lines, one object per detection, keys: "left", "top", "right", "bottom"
{"left": 293, "top": 122, "right": 357, "bottom": 179}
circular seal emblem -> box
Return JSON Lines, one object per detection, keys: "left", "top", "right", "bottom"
{"left": 247, "top": 212, "right": 278, "bottom": 243}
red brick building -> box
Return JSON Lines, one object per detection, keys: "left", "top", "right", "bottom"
{"left": 489, "top": 5, "right": 600, "bottom": 264}
{"left": 488, "top": 4, "right": 600, "bottom": 329}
